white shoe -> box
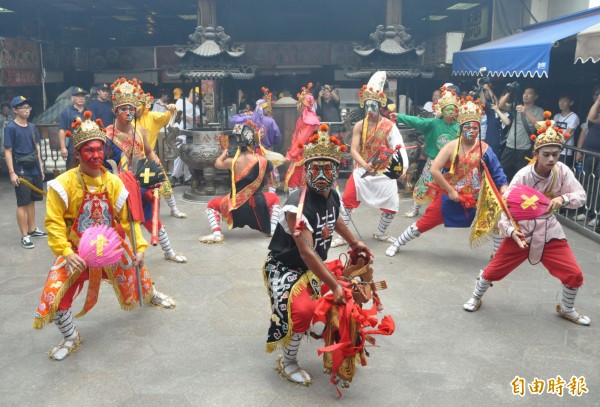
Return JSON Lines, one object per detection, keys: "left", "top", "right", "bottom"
{"left": 385, "top": 243, "right": 400, "bottom": 257}
{"left": 49, "top": 332, "right": 83, "bottom": 361}
{"left": 170, "top": 209, "right": 187, "bottom": 219}
{"left": 164, "top": 252, "right": 187, "bottom": 263}
{"left": 199, "top": 234, "right": 224, "bottom": 244}
{"left": 463, "top": 297, "right": 482, "bottom": 312}
{"left": 330, "top": 236, "right": 347, "bottom": 248}
{"left": 556, "top": 304, "right": 590, "bottom": 326}
{"left": 150, "top": 288, "right": 176, "bottom": 309}
{"left": 403, "top": 208, "right": 420, "bottom": 218}
{"left": 275, "top": 355, "right": 312, "bottom": 386}
{"left": 574, "top": 214, "right": 587, "bottom": 221}
{"left": 587, "top": 219, "right": 597, "bottom": 227}
{"left": 373, "top": 233, "right": 397, "bottom": 244}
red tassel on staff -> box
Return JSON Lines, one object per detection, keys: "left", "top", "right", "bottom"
{"left": 150, "top": 188, "right": 160, "bottom": 246}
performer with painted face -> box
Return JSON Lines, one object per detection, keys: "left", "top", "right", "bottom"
{"left": 284, "top": 83, "right": 320, "bottom": 192}
{"left": 386, "top": 96, "right": 508, "bottom": 256}
{"left": 396, "top": 85, "right": 460, "bottom": 219}
{"left": 230, "top": 87, "right": 283, "bottom": 192}
{"left": 199, "top": 120, "right": 281, "bottom": 243}
{"left": 104, "top": 78, "right": 187, "bottom": 264}
{"left": 33, "top": 112, "right": 174, "bottom": 361}
{"left": 463, "top": 111, "right": 590, "bottom": 326}
{"left": 264, "top": 124, "right": 369, "bottom": 386}
{"left": 134, "top": 92, "right": 187, "bottom": 219}
{"left": 331, "top": 71, "right": 409, "bottom": 248}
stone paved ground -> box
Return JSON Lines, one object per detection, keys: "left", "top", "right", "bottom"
{"left": 0, "top": 177, "right": 598, "bottom": 406}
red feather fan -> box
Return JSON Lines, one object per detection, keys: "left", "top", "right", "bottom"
{"left": 506, "top": 184, "right": 551, "bottom": 221}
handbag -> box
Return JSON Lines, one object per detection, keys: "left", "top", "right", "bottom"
{"left": 15, "top": 124, "right": 39, "bottom": 169}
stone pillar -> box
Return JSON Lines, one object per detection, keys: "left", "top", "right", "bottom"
{"left": 386, "top": 0, "right": 403, "bottom": 26}
{"left": 197, "top": 0, "right": 217, "bottom": 26}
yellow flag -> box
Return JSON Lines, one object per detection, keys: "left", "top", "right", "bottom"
{"left": 469, "top": 164, "right": 503, "bottom": 247}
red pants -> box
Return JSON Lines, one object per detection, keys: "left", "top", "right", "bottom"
{"left": 342, "top": 173, "right": 395, "bottom": 214}
{"left": 415, "top": 195, "right": 444, "bottom": 233}
{"left": 291, "top": 287, "right": 315, "bottom": 333}
{"left": 58, "top": 269, "right": 108, "bottom": 311}
{"left": 483, "top": 238, "right": 583, "bottom": 288}
{"left": 207, "top": 193, "right": 279, "bottom": 211}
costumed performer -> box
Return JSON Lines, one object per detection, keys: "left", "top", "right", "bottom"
{"left": 230, "top": 87, "right": 283, "bottom": 192}
{"left": 264, "top": 123, "right": 369, "bottom": 386}
{"left": 134, "top": 92, "right": 187, "bottom": 218}
{"left": 396, "top": 85, "right": 460, "bottom": 219}
{"left": 33, "top": 111, "right": 174, "bottom": 361}
{"left": 331, "top": 71, "right": 409, "bottom": 248}
{"left": 386, "top": 96, "right": 508, "bottom": 256}
{"left": 199, "top": 120, "right": 281, "bottom": 243}
{"left": 104, "top": 77, "right": 187, "bottom": 263}
{"left": 283, "top": 82, "right": 320, "bottom": 193}
{"left": 463, "top": 112, "right": 590, "bottom": 326}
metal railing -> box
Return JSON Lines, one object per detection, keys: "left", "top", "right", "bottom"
{"left": 556, "top": 145, "right": 600, "bottom": 242}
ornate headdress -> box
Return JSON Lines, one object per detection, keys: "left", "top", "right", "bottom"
{"left": 301, "top": 124, "right": 347, "bottom": 164}
{"left": 359, "top": 71, "right": 387, "bottom": 108}
{"left": 111, "top": 77, "right": 144, "bottom": 109}
{"left": 457, "top": 96, "right": 484, "bottom": 126}
{"left": 66, "top": 111, "right": 106, "bottom": 150}
{"left": 140, "top": 92, "right": 154, "bottom": 110}
{"left": 433, "top": 85, "right": 460, "bottom": 116}
{"left": 231, "top": 120, "right": 260, "bottom": 148}
{"left": 296, "top": 82, "right": 315, "bottom": 110}
{"left": 257, "top": 87, "right": 273, "bottom": 115}
{"left": 531, "top": 111, "right": 571, "bottom": 150}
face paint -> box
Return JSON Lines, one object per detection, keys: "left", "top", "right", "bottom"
{"left": 78, "top": 140, "right": 105, "bottom": 171}
{"left": 117, "top": 105, "right": 136, "bottom": 123}
{"left": 460, "top": 121, "right": 480, "bottom": 142}
{"left": 441, "top": 105, "right": 456, "bottom": 121}
{"left": 306, "top": 160, "right": 338, "bottom": 192}
{"left": 365, "top": 100, "right": 380, "bottom": 118}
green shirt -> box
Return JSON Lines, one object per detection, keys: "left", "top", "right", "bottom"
{"left": 396, "top": 114, "right": 459, "bottom": 159}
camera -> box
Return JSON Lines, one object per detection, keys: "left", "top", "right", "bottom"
{"left": 478, "top": 76, "right": 491, "bottom": 86}
{"left": 506, "top": 81, "right": 521, "bottom": 93}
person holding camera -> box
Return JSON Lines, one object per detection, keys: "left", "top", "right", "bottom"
{"left": 477, "top": 80, "right": 512, "bottom": 158}
{"left": 317, "top": 84, "right": 342, "bottom": 136}
{"left": 3, "top": 96, "right": 47, "bottom": 249}
{"left": 498, "top": 85, "right": 544, "bottom": 182}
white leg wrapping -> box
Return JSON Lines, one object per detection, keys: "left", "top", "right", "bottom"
{"left": 50, "top": 309, "right": 82, "bottom": 361}
{"left": 205, "top": 208, "right": 222, "bottom": 234}
{"left": 340, "top": 204, "right": 351, "bottom": 226}
{"left": 557, "top": 285, "right": 590, "bottom": 325}
{"left": 385, "top": 223, "right": 419, "bottom": 256}
{"left": 270, "top": 204, "right": 281, "bottom": 236}
{"left": 158, "top": 226, "right": 175, "bottom": 256}
{"left": 376, "top": 212, "right": 395, "bottom": 236}
{"left": 53, "top": 309, "right": 77, "bottom": 340}
{"left": 493, "top": 234, "right": 504, "bottom": 252}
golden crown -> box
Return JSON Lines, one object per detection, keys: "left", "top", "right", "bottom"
{"left": 66, "top": 111, "right": 107, "bottom": 150}
{"left": 296, "top": 82, "right": 315, "bottom": 110}
{"left": 531, "top": 111, "right": 571, "bottom": 150}
{"left": 111, "top": 77, "right": 144, "bottom": 109}
{"left": 433, "top": 86, "right": 460, "bottom": 116}
{"left": 301, "top": 124, "right": 346, "bottom": 164}
{"left": 358, "top": 85, "right": 387, "bottom": 108}
{"left": 457, "top": 96, "right": 484, "bottom": 126}
{"left": 258, "top": 86, "right": 273, "bottom": 115}
{"left": 140, "top": 92, "right": 154, "bottom": 109}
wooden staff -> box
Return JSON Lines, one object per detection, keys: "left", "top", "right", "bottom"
{"left": 150, "top": 187, "right": 160, "bottom": 246}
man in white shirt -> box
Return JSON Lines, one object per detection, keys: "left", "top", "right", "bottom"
{"left": 423, "top": 89, "right": 441, "bottom": 113}
{"left": 553, "top": 95, "right": 580, "bottom": 168}
{"left": 171, "top": 88, "right": 201, "bottom": 185}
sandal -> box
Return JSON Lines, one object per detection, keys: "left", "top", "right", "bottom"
{"left": 385, "top": 243, "right": 400, "bottom": 257}
{"left": 150, "top": 288, "right": 176, "bottom": 309}
{"left": 330, "top": 236, "right": 346, "bottom": 248}
{"left": 463, "top": 297, "right": 482, "bottom": 312}
{"left": 48, "top": 332, "right": 83, "bottom": 361}
{"left": 170, "top": 209, "right": 187, "bottom": 219}
{"left": 275, "top": 355, "right": 312, "bottom": 386}
{"left": 373, "top": 233, "right": 397, "bottom": 244}
{"left": 556, "top": 304, "right": 590, "bottom": 326}
{"left": 198, "top": 234, "right": 224, "bottom": 244}
{"left": 164, "top": 252, "right": 187, "bottom": 263}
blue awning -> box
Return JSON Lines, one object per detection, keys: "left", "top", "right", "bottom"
{"left": 452, "top": 7, "right": 600, "bottom": 77}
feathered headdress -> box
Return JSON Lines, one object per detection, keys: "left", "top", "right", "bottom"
{"left": 111, "top": 77, "right": 144, "bottom": 109}
{"left": 65, "top": 110, "right": 107, "bottom": 150}
{"left": 301, "top": 123, "right": 347, "bottom": 164}
{"left": 433, "top": 85, "right": 460, "bottom": 117}
{"left": 530, "top": 110, "right": 571, "bottom": 151}
{"left": 296, "top": 82, "right": 315, "bottom": 110}
{"left": 457, "top": 96, "right": 484, "bottom": 126}
{"left": 359, "top": 71, "right": 387, "bottom": 108}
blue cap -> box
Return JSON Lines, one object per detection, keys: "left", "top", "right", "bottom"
{"left": 72, "top": 86, "right": 87, "bottom": 96}
{"left": 97, "top": 83, "right": 110, "bottom": 91}
{"left": 10, "top": 95, "right": 33, "bottom": 109}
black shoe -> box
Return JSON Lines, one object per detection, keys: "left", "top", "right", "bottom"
{"left": 28, "top": 228, "right": 48, "bottom": 237}
{"left": 170, "top": 176, "right": 179, "bottom": 186}
{"left": 182, "top": 178, "right": 191, "bottom": 186}
{"left": 21, "top": 236, "right": 34, "bottom": 249}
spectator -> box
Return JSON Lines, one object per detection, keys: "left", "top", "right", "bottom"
{"left": 58, "top": 86, "right": 87, "bottom": 169}
{"left": 88, "top": 83, "right": 115, "bottom": 127}
{"left": 478, "top": 82, "right": 512, "bottom": 158}
{"left": 574, "top": 85, "right": 600, "bottom": 228}
{"left": 3, "top": 96, "right": 47, "bottom": 249}
{"left": 316, "top": 84, "right": 342, "bottom": 136}
{"left": 171, "top": 87, "right": 201, "bottom": 185}
{"left": 423, "top": 89, "right": 441, "bottom": 113}
{"left": 553, "top": 94, "right": 580, "bottom": 168}
{"left": 1, "top": 102, "right": 15, "bottom": 130}
{"left": 152, "top": 89, "right": 170, "bottom": 113}
{"left": 498, "top": 86, "right": 544, "bottom": 182}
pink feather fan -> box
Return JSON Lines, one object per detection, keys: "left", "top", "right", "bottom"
{"left": 78, "top": 224, "right": 123, "bottom": 267}
{"left": 506, "top": 184, "right": 551, "bottom": 221}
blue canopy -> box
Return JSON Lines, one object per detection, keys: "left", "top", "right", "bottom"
{"left": 452, "top": 7, "right": 600, "bottom": 78}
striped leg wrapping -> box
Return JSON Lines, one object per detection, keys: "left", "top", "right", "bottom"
{"left": 396, "top": 223, "right": 420, "bottom": 247}
{"left": 340, "top": 204, "right": 352, "bottom": 225}
{"left": 165, "top": 195, "right": 177, "bottom": 211}
{"left": 561, "top": 285, "right": 578, "bottom": 312}
{"left": 270, "top": 205, "right": 281, "bottom": 235}
{"left": 205, "top": 208, "right": 222, "bottom": 234}
{"left": 158, "top": 227, "right": 176, "bottom": 257}
{"left": 53, "top": 309, "right": 77, "bottom": 340}
{"left": 283, "top": 332, "right": 304, "bottom": 365}
{"left": 473, "top": 272, "right": 491, "bottom": 299}
{"left": 376, "top": 212, "right": 395, "bottom": 236}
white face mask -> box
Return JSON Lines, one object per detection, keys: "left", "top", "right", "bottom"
{"left": 365, "top": 100, "right": 379, "bottom": 117}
